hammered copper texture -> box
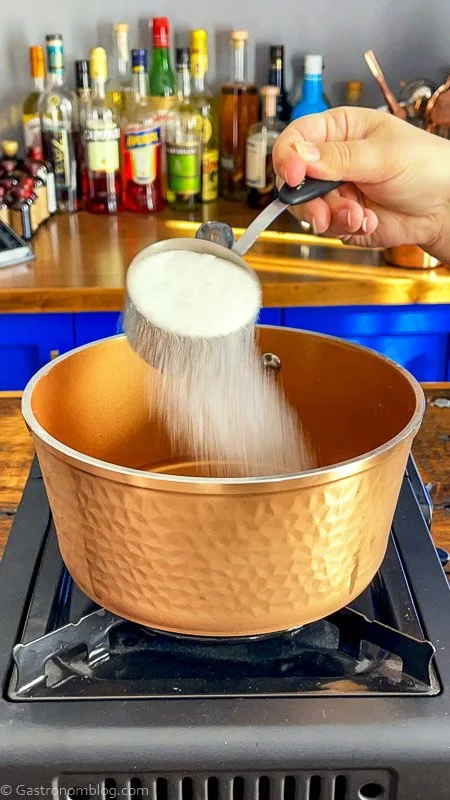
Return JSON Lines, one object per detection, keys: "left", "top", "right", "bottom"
{"left": 35, "top": 438, "right": 411, "bottom": 636}
{"left": 24, "top": 329, "right": 424, "bottom": 637}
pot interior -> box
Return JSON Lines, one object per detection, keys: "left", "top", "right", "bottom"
{"left": 29, "top": 328, "right": 420, "bottom": 474}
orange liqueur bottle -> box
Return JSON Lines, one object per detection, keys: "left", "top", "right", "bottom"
{"left": 220, "top": 30, "right": 258, "bottom": 200}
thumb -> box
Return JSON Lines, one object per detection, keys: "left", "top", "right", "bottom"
{"left": 292, "top": 138, "right": 386, "bottom": 185}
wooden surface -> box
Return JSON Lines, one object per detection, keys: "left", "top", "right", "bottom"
{"left": 1, "top": 386, "right": 449, "bottom": 571}
{"left": 1, "top": 205, "right": 450, "bottom": 312}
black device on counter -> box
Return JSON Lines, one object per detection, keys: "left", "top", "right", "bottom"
{"left": 0, "top": 221, "right": 34, "bottom": 268}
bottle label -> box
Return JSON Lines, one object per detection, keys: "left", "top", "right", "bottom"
{"left": 167, "top": 144, "right": 200, "bottom": 193}
{"left": 202, "top": 148, "right": 219, "bottom": 202}
{"left": 84, "top": 124, "right": 120, "bottom": 173}
{"left": 125, "top": 127, "right": 161, "bottom": 184}
{"left": 246, "top": 137, "right": 267, "bottom": 189}
{"left": 22, "top": 114, "right": 42, "bottom": 152}
{"left": 220, "top": 154, "right": 234, "bottom": 173}
{"left": 49, "top": 129, "right": 71, "bottom": 188}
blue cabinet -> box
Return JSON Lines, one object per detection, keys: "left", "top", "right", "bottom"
{"left": 0, "top": 314, "right": 74, "bottom": 391}
{"left": 74, "top": 312, "right": 122, "bottom": 347}
{"left": 283, "top": 305, "right": 450, "bottom": 382}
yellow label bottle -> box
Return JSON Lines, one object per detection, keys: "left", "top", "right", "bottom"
{"left": 190, "top": 29, "right": 219, "bottom": 203}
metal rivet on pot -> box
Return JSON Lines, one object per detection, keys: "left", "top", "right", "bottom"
{"left": 261, "top": 353, "right": 282, "bottom": 374}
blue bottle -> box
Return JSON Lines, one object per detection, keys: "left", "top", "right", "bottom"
{"left": 291, "top": 54, "right": 329, "bottom": 121}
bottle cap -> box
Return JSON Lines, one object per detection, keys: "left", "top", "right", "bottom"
{"left": 261, "top": 85, "right": 279, "bottom": 118}
{"left": 75, "top": 59, "right": 90, "bottom": 90}
{"left": 45, "top": 34, "right": 63, "bottom": 41}
{"left": 231, "top": 30, "right": 249, "bottom": 41}
{"left": 269, "top": 45, "right": 284, "bottom": 61}
{"left": 90, "top": 47, "right": 108, "bottom": 80}
{"left": 114, "top": 22, "right": 129, "bottom": 32}
{"left": 21, "top": 176, "right": 35, "bottom": 191}
{"left": 29, "top": 146, "right": 44, "bottom": 162}
{"left": 191, "top": 29, "right": 208, "bottom": 77}
{"left": 152, "top": 17, "right": 170, "bottom": 48}
{"left": 29, "top": 46, "right": 45, "bottom": 79}
{"left": 1, "top": 140, "right": 19, "bottom": 157}
{"left": 46, "top": 35, "right": 64, "bottom": 73}
{"left": 347, "top": 79, "right": 363, "bottom": 95}
{"left": 304, "top": 54, "right": 323, "bottom": 75}
{"left": 176, "top": 47, "right": 190, "bottom": 69}
{"left": 131, "top": 48, "right": 148, "bottom": 72}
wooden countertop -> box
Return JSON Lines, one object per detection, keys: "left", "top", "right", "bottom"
{"left": 1, "top": 204, "right": 450, "bottom": 312}
{"left": 1, "top": 386, "right": 449, "bottom": 573}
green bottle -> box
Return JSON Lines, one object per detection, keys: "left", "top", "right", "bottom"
{"left": 149, "top": 17, "right": 176, "bottom": 97}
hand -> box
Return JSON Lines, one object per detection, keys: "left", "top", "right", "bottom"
{"left": 272, "top": 107, "right": 450, "bottom": 260}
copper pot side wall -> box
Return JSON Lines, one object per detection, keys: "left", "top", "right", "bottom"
{"left": 24, "top": 330, "right": 424, "bottom": 637}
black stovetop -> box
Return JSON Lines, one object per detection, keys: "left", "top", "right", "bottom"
{"left": 1, "top": 457, "right": 450, "bottom": 800}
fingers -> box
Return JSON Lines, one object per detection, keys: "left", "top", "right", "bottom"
{"left": 272, "top": 107, "right": 396, "bottom": 187}
{"left": 288, "top": 184, "right": 379, "bottom": 237}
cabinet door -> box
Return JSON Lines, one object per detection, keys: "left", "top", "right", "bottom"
{"left": 0, "top": 313, "right": 74, "bottom": 390}
{"left": 74, "top": 312, "right": 122, "bottom": 347}
{"left": 283, "top": 305, "right": 450, "bottom": 381}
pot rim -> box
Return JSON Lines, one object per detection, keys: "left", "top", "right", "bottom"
{"left": 22, "top": 327, "right": 425, "bottom": 492}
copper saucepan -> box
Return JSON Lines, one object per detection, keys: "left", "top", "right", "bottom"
{"left": 22, "top": 318, "right": 424, "bottom": 637}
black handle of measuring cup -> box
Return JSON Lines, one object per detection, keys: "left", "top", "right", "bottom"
{"left": 278, "top": 178, "right": 344, "bottom": 206}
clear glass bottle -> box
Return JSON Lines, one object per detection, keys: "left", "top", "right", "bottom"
{"left": 75, "top": 60, "right": 91, "bottom": 128}
{"left": 83, "top": 48, "right": 122, "bottom": 214}
{"left": 107, "top": 23, "right": 132, "bottom": 115}
{"left": 291, "top": 55, "right": 329, "bottom": 121}
{"left": 268, "top": 45, "right": 291, "bottom": 123}
{"left": 39, "top": 34, "right": 79, "bottom": 212}
{"left": 166, "top": 48, "right": 202, "bottom": 210}
{"left": 121, "top": 49, "right": 165, "bottom": 213}
{"left": 345, "top": 80, "right": 364, "bottom": 106}
{"left": 246, "top": 86, "right": 284, "bottom": 209}
{"left": 22, "top": 46, "right": 45, "bottom": 157}
{"left": 220, "top": 30, "right": 258, "bottom": 201}
{"left": 190, "top": 29, "right": 219, "bottom": 203}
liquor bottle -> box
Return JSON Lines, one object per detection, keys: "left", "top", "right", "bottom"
{"left": 27, "top": 147, "right": 57, "bottom": 216}
{"left": 190, "top": 29, "right": 219, "bottom": 203}
{"left": 246, "top": 86, "right": 284, "bottom": 210}
{"left": 166, "top": 48, "right": 203, "bottom": 210}
{"left": 345, "top": 80, "right": 364, "bottom": 106}
{"left": 268, "top": 45, "right": 291, "bottom": 123}
{"left": 39, "top": 35, "right": 79, "bottom": 212}
{"left": 107, "top": 24, "right": 132, "bottom": 114}
{"left": 220, "top": 30, "right": 258, "bottom": 200}
{"left": 83, "top": 48, "right": 122, "bottom": 214}
{"left": 22, "top": 46, "right": 45, "bottom": 157}
{"left": 291, "top": 55, "right": 329, "bottom": 121}
{"left": 121, "top": 49, "right": 165, "bottom": 213}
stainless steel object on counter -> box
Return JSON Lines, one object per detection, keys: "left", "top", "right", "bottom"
{"left": 22, "top": 324, "right": 424, "bottom": 638}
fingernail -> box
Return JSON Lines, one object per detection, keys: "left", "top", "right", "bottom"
{"left": 361, "top": 216, "right": 368, "bottom": 233}
{"left": 337, "top": 208, "right": 351, "bottom": 227}
{"left": 292, "top": 141, "right": 321, "bottom": 163}
{"left": 311, "top": 216, "right": 319, "bottom": 235}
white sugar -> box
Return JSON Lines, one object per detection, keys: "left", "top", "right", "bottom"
{"left": 130, "top": 249, "right": 314, "bottom": 478}
{"left": 128, "top": 250, "right": 261, "bottom": 337}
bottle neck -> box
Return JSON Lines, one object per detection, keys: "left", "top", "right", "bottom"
{"left": 132, "top": 71, "right": 148, "bottom": 98}
{"left": 32, "top": 76, "right": 45, "bottom": 92}
{"left": 115, "top": 32, "right": 129, "bottom": 77}
{"left": 232, "top": 43, "right": 247, "bottom": 83}
{"left": 302, "top": 73, "right": 323, "bottom": 101}
{"left": 47, "top": 71, "right": 64, "bottom": 88}
{"left": 176, "top": 66, "right": 191, "bottom": 100}
{"left": 92, "top": 77, "right": 106, "bottom": 99}
{"left": 192, "top": 73, "right": 206, "bottom": 94}
{"left": 269, "top": 61, "right": 284, "bottom": 91}
{"left": 152, "top": 47, "right": 171, "bottom": 73}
